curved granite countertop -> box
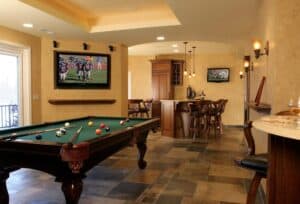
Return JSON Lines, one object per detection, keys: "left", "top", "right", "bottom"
{"left": 253, "top": 115, "right": 300, "bottom": 140}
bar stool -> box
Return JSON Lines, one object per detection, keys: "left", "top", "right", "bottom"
{"left": 235, "top": 121, "right": 268, "bottom": 204}
{"left": 188, "top": 101, "right": 211, "bottom": 141}
{"left": 139, "top": 99, "right": 152, "bottom": 118}
{"left": 208, "top": 99, "right": 228, "bottom": 137}
{"left": 128, "top": 99, "right": 142, "bottom": 117}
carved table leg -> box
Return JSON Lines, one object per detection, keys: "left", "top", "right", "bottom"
{"left": 137, "top": 141, "right": 147, "bottom": 169}
{"left": 0, "top": 169, "right": 9, "bottom": 204}
{"left": 61, "top": 176, "right": 83, "bottom": 204}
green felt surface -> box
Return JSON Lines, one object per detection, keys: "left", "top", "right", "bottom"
{"left": 0, "top": 117, "right": 147, "bottom": 144}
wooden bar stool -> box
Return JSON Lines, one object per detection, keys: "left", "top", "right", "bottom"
{"left": 139, "top": 99, "right": 152, "bottom": 118}
{"left": 208, "top": 99, "right": 228, "bottom": 137}
{"left": 235, "top": 121, "right": 268, "bottom": 204}
{"left": 128, "top": 99, "right": 142, "bottom": 117}
{"left": 188, "top": 101, "right": 210, "bottom": 142}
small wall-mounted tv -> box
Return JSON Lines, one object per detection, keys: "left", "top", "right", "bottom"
{"left": 54, "top": 51, "right": 111, "bottom": 89}
{"left": 207, "top": 68, "right": 230, "bottom": 82}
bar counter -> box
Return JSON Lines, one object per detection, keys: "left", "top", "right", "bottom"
{"left": 253, "top": 115, "right": 300, "bottom": 204}
{"left": 160, "top": 99, "right": 201, "bottom": 138}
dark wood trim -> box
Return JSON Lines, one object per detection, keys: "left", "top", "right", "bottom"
{"left": 48, "top": 99, "right": 116, "bottom": 105}
{"left": 268, "top": 134, "right": 300, "bottom": 204}
{"left": 248, "top": 101, "right": 271, "bottom": 114}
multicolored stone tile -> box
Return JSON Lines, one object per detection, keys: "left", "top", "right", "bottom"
{"left": 6, "top": 127, "right": 265, "bottom": 204}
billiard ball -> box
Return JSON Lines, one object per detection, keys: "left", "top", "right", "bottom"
{"left": 35, "top": 135, "right": 42, "bottom": 140}
{"left": 105, "top": 127, "right": 110, "bottom": 132}
{"left": 100, "top": 123, "right": 106, "bottom": 129}
{"left": 56, "top": 130, "right": 63, "bottom": 137}
{"left": 95, "top": 128, "right": 102, "bottom": 135}
{"left": 60, "top": 128, "right": 66, "bottom": 134}
{"left": 120, "top": 120, "right": 125, "bottom": 125}
{"left": 88, "top": 121, "right": 93, "bottom": 127}
{"left": 64, "top": 122, "right": 70, "bottom": 128}
{"left": 125, "top": 118, "right": 130, "bottom": 122}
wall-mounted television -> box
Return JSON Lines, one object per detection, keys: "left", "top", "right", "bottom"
{"left": 207, "top": 68, "right": 230, "bottom": 82}
{"left": 54, "top": 51, "right": 111, "bottom": 89}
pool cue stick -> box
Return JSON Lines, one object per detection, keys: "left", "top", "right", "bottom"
{"left": 0, "top": 126, "right": 74, "bottom": 141}
{"left": 67, "top": 126, "right": 82, "bottom": 148}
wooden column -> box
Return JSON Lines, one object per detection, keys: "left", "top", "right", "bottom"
{"left": 267, "top": 134, "right": 300, "bottom": 204}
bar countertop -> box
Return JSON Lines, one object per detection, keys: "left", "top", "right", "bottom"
{"left": 253, "top": 115, "right": 300, "bottom": 140}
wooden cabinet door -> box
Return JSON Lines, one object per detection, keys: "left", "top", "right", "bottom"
{"left": 152, "top": 74, "right": 160, "bottom": 101}
{"left": 152, "top": 72, "right": 171, "bottom": 100}
{"left": 158, "top": 72, "right": 170, "bottom": 99}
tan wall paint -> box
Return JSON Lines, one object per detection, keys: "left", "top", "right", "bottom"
{"left": 128, "top": 55, "right": 154, "bottom": 99}
{"left": 129, "top": 52, "right": 244, "bottom": 125}
{"left": 248, "top": 0, "right": 300, "bottom": 154}
{"left": 0, "top": 26, "right": 41, "bottom": 124}
{"left": 41, "top": 38, "right": 128, "bottom": 122}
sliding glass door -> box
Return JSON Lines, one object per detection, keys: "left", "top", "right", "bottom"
{"left": 0, "top": 52, "right": 20, "bottom": 129}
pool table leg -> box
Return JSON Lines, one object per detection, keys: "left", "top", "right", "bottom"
{"left": 61, "top": 176, "right": 83, "bottom": 204}
{"left": 0, "top": 169, "right": 9, "bottom": 204}
{"left": 137, "top": 140, "right": 147, "bottom": 169}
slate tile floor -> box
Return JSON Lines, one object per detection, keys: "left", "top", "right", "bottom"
{"left": 6, "top": 127, "right": 265, "bottom": 204}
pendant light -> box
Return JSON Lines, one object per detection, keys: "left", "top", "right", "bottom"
{"left": 183, "top": 42, "right": 188, "bottom": 76}
{"left": 192, "top": 46, "right": 196, "bottom": 77}
{"left": 188, "top": 50, "right": 192, "bottom": 78}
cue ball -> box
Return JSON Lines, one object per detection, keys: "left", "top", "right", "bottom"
{"left": 35, "top": 135, "right": 42, "bottom": 140}
{"left": 56, "top": 130, "right": 63, "bottom": 137}
{"left": 120, "top": 120, "right": 125, "bottom": 125}
{"left": 64, "top": 122, "right": 70, "bottom": 127}
{"left": 88, "top": 121, "right": 94, "bottom": 127}
{"left": 96, "top": 129, "right": 102, "bottom": 135}
{"left": 105, "top": 127, "right": 110, "bottom": 132}
{"left": 60, "top": 128, "right": 66, "bottom": 134}
{"left": 100, "top": 123, "right": 106, "bottom": 129}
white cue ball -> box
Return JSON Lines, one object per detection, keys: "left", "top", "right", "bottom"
{"left": 64, "top": 122, "right": 70, "bottom": 127}
{"left": 56, "top": 130, "right": 62, "bottom": 137}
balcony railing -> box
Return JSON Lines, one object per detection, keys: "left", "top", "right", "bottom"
{"left": 0, "top": 104, "right": 19, "bottom": 129}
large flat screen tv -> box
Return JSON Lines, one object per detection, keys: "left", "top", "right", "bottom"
{"left": 207, "top": 68, "right": 230, "bottom": 82}
{"left": 54, "top": 51, "right": 111, "bottom": 89}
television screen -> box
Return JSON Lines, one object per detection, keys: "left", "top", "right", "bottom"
{"left": 207, "top": 68, "right": 230, "bottom": 82}
{"left": 54, "top": 51, "right": 110, "bottom": 89}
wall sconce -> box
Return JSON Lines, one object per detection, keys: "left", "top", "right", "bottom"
{"left": 108, "top": 45, "right": 115, "bottom": 52}
{"left": 83, "top": 43, "right": 89, "bottom": 50}
{"left": 239, "top": 71, "right": 244, "bottom": 79}
{"left": 253, "top": 40, "right": 269, "bottom": 59}
{"left": 244, "top": 55, "right": 251, "bottom": 72}
{"left": 53, "top": 40, "right": 59, "bottom": 48}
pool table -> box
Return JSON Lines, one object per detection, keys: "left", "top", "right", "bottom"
{"left": 0, "top": 116, "right": 159, "bottom": 204}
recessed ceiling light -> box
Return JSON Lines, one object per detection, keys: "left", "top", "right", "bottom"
{"left": 156, "top": 36, "right": 165, "bottom": 41}
{"left": 172, "top": 44, "right": 178, "bottom": 48}
{"left": 47, "top": 31, "right": 54, "bottom": 35}
{"left": 173, "top": 49, "right": 179, "bottom": 53}
{"left": 23, "top": 23, "right": 33, "bottom": 28}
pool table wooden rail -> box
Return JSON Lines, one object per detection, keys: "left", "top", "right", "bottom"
{"left": 0, "top": 116, "right": 159, "bottom": 204}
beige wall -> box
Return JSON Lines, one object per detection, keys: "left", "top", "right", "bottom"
{"left": 128, "top": 55, "right": 154, "bottom": 99}
{"left": 129, "top": 51, "right": 245, "bottom": 125}
{"left": 41, "top": 38, "right": 128, "bottom": 122}
{"left": 0, "top": 26, "right": 41, "bottom": 124}
{"left": 0, "top": 26, "right": 129, "bottom": 124}
{"left": 248, "top": 0, "right": 300, "bottom": 153}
